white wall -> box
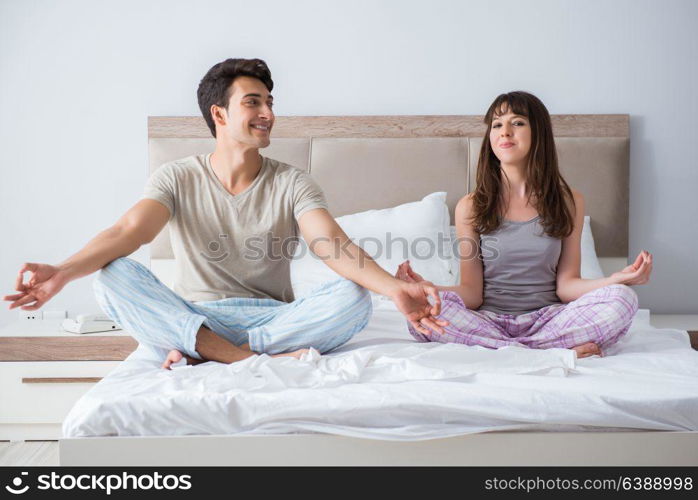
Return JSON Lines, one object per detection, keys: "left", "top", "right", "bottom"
{"left": 0, "top": 0, "right": 696, "bottom": 327}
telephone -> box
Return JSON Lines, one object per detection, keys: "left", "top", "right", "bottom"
{"left": 62, "top": 313, "right": 122, "bottom": 334}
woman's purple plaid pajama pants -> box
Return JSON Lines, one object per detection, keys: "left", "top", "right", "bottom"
{"left": 408, "top": 284, "right": 639, "bottom": 350}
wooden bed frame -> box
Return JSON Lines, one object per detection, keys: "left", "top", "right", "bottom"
{"left": 59, "top": 114, "right": 698, "bottom": 466}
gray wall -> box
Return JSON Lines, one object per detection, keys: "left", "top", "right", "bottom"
{"left": 0, "top": 0, "right": 696, "bottom": 327}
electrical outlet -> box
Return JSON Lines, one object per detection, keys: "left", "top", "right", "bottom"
{"left": 18, "top": 310, "right": 42, "bottom": 320}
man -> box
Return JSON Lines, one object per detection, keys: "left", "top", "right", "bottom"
{"left": 3, "top": 58, "right": 447, "bottom": 369}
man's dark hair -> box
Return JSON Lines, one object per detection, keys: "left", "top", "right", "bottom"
{"left": 197, "top": 58, "right": 274, "bottom": 137}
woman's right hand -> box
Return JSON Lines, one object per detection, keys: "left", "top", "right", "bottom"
{"left": 3, "top": 263, "right": 69, "bottom": 311}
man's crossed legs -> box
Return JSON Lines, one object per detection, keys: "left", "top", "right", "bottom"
{"left": 93, "top": 258, "right": 372, "bottom": 367}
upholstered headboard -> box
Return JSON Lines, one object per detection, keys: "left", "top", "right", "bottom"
{"left": 148, "top": 115, "right": 629, "bottom": 259}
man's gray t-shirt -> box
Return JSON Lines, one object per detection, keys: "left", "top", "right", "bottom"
{"left": 142, "top": 153, "right": 328, "bottom": 303}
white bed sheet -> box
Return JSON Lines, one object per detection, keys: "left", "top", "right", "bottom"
{"left": 62, "top": 300, "right": 698, "bottom": 440}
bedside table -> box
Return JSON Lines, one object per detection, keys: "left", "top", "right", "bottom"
{"left": 0, "top": 321, "right": 137, "bottom": 441}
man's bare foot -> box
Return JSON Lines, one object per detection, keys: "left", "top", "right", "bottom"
{"left": 161, "top": 349, "right": 205, "bottom": 370}
{"left": 213, "top": 343, "right": 305, "bottom": 358}
{"left": 571, "top": 342, "right": 603, "bottom": 359}
{"left": 269, "top": 348, "right": 311, "bottom": 360}
{"left": 162, "top": 347, "right": 311, "bottom": 368}
{"left": 237, "top": 343, "right": 308, "bottom": 359}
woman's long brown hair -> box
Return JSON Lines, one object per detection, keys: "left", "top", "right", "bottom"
{"left": 471, "top": 91, "right": 575, "bottom": 238}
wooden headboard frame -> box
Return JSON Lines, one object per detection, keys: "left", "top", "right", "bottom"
{"left": 149, "top": 115, "right": 627, "bottom": 139}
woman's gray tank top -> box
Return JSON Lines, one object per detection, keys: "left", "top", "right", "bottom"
{"left": 479, "top": 216, "right": 561, "bottom": 316}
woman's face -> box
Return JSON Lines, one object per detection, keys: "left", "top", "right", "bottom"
{"left": 489, "top": 108, "right": 532, "bottom": 166}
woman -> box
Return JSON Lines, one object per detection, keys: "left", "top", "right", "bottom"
{"left": 397, "top": 91, "right": 652, "bottom": 358}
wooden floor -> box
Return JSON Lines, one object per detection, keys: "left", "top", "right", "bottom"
{"left": 0, "top": 441, "right": 59, "bottom": 466}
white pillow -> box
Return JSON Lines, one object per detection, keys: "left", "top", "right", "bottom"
{"left": 448, "top": 215, "right": 605, "bottom": 282}
{"left": 291, "top": 192, "right": 456, "bottom": 298}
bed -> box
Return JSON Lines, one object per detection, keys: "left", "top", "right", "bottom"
{"left": 59, "top": 115, "right": 698, "bottom": 466}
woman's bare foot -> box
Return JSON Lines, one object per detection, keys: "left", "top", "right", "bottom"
{"left": 571, "top": 342, "right": 603, "bottom": 359}
{"left": 161, "top": 349, "right": 205, "bottom": 370}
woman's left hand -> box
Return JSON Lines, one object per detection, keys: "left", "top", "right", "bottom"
{"left": 611, "top": 250, "right": 653, "bottom": 285}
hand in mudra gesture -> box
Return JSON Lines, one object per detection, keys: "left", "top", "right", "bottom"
{"left": 611, "top": 250, "right": 653, "bottom": 286}
{"left": 3, "top": 263, "right": 68, "bottom": 311}
{"left": 393, "top": 260, "right": 448, "bottom": 336}
{"left": 395, "top": 260, "right": 425, "bottom": 284}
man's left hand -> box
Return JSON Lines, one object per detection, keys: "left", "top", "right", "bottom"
{"left": 391, "top": 281, "right": 449, "bottom": 336}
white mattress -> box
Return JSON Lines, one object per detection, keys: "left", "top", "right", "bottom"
{"left": 62, "top": 300, "right": 698, "bottom": 440}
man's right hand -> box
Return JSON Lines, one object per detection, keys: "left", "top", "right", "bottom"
{"left": 3, "top": 263, "right": 69, "bottom": 311}
{"left": 3, "top": 200, "right": 170, "bottom": 313}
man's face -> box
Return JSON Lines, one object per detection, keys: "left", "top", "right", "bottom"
{"left": 214, "top": 75, "right": 274, "bottom": 148}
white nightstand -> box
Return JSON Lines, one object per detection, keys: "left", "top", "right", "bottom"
{"left": 0, "top": 321, "right": 137, "bottom": 441}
